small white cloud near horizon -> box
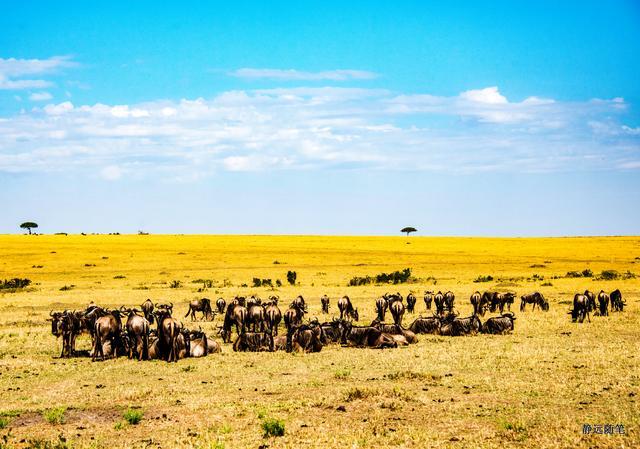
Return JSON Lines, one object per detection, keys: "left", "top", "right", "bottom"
{"left": 0, "top": 55, "right": 77, "bottom": 90}
{"left": 100, "top": 165, "right": 123, "bottom": 181}
{"left": 229, "top": 68, "right": 378, "bottom": 81}
{"left": 460, "top": 86, "right": 508, "bottom": 104}
{"left": 29, "top": 91, "right": 53, "bottom": 101}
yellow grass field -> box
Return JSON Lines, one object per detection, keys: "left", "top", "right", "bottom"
{"left": 0, "top": 235, "right": 638, "bottom": 448}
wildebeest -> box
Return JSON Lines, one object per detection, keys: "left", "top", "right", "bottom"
{"left": 49, "top": 311, "right": 75, "bottom": 358}
{"left": 121, "top": 307, "right": 149, "bottom": 360}
{"left": 470, "top": 291, "right": 487, "bottom": 316}
{"left": 184, "top": 298, "right": 214, "bottom": 321}
{"left": 337, "top": 295, "right": 359, "bottom": 321}
{"left": 246, "top": 295, "right": 261, "bottom": 309}
{"left": 443, "top": 291, "right": 455, "bottom": 313}
{"left": 449, "top": 314, "right": 482, "bottom": 336}
{"left": 247, "top": 302, "right": 266, "bottom": 332}
{"left": 434, "top": 291, "right": 445, "bottom": 315}
{"left": 287, "top": 321, "right": 324, "bottom": 353}
{"left": 340, "top": 322, "right": 397, "bottom": 349}
{"left": 92, "top": 309, "right": 123, "bottom": 361}
{"left": 520, "top": 292, "right": 549, "bottom": 312}
{"left": 370, "top": 319, "right": 418, "bottom": 344}
{"left": 610, "top": 289, "right": 625, "bottom": 312}
{"left": 482, "top": 312, "right": 516, "bottom": 334}
{"left": 489, "top": 292, "right": 516, "bottom": 314}
{"left": 188, "top": 329, "right": 209, "bottom": 357}
{"left": 221, "top": 302, "right": 247, "bottom": 343}
{"left": 375, "top": 296, "right": 388, "bottom": 321}
{"left": 569, "top": 294, "right": 591, "bottom": 323}
{"left": 233, "top": 331, "right": 274, "bottom": 352}
{"left": 320, "top": 295, "right": 330, "bottom": 314}
{"left": 387, "top": 294, "right": 405, "bottom": 326}
{"left": 406, "top": 293, "right": 417, "bottom": 313}
{"left": 216, "top": 297, "right": 226, "bottom": 314}
{"left": 284, "top": 302, "right": 306, "bottom": 332}
{"left": 140, "top": 299, "right": 154, "bottom": 325}
{"left": 584, "top": 290, "right": 597, "bottom": 313}
{"left": 597, "top": 290, "right": 609, "bottom": 316}
{"left": 408, "top": 315, "right": 441, "bottom": 334}
{"left": 264, "top": 299, "right": 282, "bottom": 336}
{"left": 423, "top": 291, "right": 433, "bottom": 311}
{"left": 292, "top": 295, "right": 306, "bottom": 310}
{"left": 319, "top": 319, "right": 344, "bottom": 344}
{"left": 154, "top": 307, "right": 182, "bottom": 362}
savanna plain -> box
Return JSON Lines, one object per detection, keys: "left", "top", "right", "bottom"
{"left": 0, "top": 235, "right": 638, "bottom": 449}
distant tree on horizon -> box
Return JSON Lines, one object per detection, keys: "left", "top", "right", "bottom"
{"left": 20, "top": 222, "right": 38, "bottom": 235}
{"left": 401, "top": 227, "right": 417, "bottom": 236}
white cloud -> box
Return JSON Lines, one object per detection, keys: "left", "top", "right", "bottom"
{"left": 460, "top": 86, "right": 508, "bottom": 104}
{"left": 100, "top": 165, "right": 123, "bottom": 180}
{"left": 230, "top": 68, "right": 378, "bottom": 81}
{"left": 29, "top": 91, "right": 53, "bottom": 101}
{"left": 43, "top": 101, "right": 74, "bottom": 115}
{"left": 0, "top": 56, "right": 77, "bottom": 90}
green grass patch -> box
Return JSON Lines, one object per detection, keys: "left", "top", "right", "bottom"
{"left": 261, "top": 417, "right": 285, "bottom": 438}
{"left": 42, "top": 406, "right": 66, "bottom": 425}
{"left": 123, "top": 408, "right": 143, "bottom": 425}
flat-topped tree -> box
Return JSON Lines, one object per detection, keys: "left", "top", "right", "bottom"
{"left": 20, "top": 222, "right": 38, "bottom": 235}
{"left": 401, "top": 227, "right": 417, "bottom": 236}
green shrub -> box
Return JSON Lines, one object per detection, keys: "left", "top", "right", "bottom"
{"left": 43, "top": 406, "right": 66, "bottom": 425}
{"left": 334, "top": 368, "right": 351, "bottom": 379}
{"left": 169, "top": 280, "right": 182, "bottom": 288}
{"left": 0, "top": 416, "right": 9, "bottom": 429}
{"left": 598, "top": 270, "right": 620, "bottom": 280}
{"left": 261, "top": 417, "right": 285, "bottom": 437}
{"left": 123, "top": 408, "right": 143, "bottom": 425}
{"left": 349, "top": 268, "right": 412, "bottom": 286}
{"left": 0, "top": 278, "right": 32, "bottom": 291}
{"left": 287, "top": 270, "right": 297, "bottom": 285}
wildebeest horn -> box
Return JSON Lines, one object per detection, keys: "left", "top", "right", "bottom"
{"left": 49, "top": 311, "right": 55, "bottom": 317}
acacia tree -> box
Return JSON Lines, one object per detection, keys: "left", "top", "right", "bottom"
{"left": 401, "top": 227, "right": 417, "bottom": 236}
{"left": 20, "top": 222, "right": 38, "bottom": 235}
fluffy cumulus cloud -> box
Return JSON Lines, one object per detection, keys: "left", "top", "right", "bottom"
{"left": 0, "top": 85, "right": 638, "bottom": 179}
{"left": 0, "top": 55, "right": 76, "bottom": 90}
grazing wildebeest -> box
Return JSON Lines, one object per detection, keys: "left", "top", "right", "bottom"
{"left": 233, "top": 331, "right": 274, "bottom": 352}
{"left": 264, "top": 300, "right": 282, "bottom": 336}
{"left": 188, "top": 329, "right": 209, "bottom": 357}
{"left": 520, "top": 292, "right": 549, "bottom": 312}
{"left": 444, "top": 291, "right": 455, "bottom": 313}
{"left": 406, "top": 293, "right": 417, "bottom": 313}
{"left": 247, "top": 302, "right": 266, "bottom": 332}
{"left": 434, "top": 291, "right": 445, "bottom": 315}
{"left": 610, "top": 289, "right": 625, "bottom": 312}
{"left": 154, "top": 307, "right": 182, "bottom": 362}
{"left": 470, "top": 291, "right": 485, "bottom": 316}
{"left": 449, "top": 314, "right": 482, "bottom": 336}
{"left": 489, "top": 292, "right": 515, "bottom": 314}
{"left": 375, "top": 296, "right": 388, "bottom": 321}
{"left": 597, "top": 290, "right": 609, "bottom": 316}
{"left": 340, "top": 322, "right": 397, "bottom": 349}
{"left": 584, "top": 290, "right": 597, "bottom": 313}
{"left": 287, "top": 321, "right": 324, "bottom": 353}
{"left": 388, "top": 295, "right": 405, "bottom": 326}
{"left": 140, "top": 299, "right": 155, "bottom": 325}
{"left": 184, "top": 298, "right": 214, "bottom": 321}
{"left": 221, "top": 303, "right": 247, "bottom": 343}
{"left": 569, "top": 294, "right": 591, "bottom": 323}
{"left": 216, "top": 297, "right": 226, "bottom": 314}
{"left": 337, "top": 295, "right": 359, "bottom": 321}
{"left": 92, "top": 309, "right": 123, "bottom": 361}
{"left": 370, "top": 319, "right": 418, "bottom": 344}
{"left": 482, "top": 313, "right": 516, "bottom": 334}
{"left": 121, "top": 307, "right": 149, "bottom": 360}
{"left": 284, "top": 302, "right": 306, "bottom": 333}
{"left": 321, "top": 295, "right": 330, "bottom": 314}
{"left": 408, "top": 316, "right": 441, "bottom": 334}
{"left": 423, "top": 291, "right": 433, "bottom": 311}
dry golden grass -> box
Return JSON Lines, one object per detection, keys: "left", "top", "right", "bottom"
{"left": 0, "top": 235, "right": 638, "bottom": 448}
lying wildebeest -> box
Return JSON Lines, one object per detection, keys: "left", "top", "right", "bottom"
{"left": 91, "top": 331, "right": 128, "bottom": 359}
{"left": 176, "top": 328, "right": 191, "bottom": 359}
{"left": 406, "top": 293, "right": 417, "bottom": 313}
{"left": 284, "top": 302, "right": 306, "bottom": 332}
{"left": 287, "top": 321, "right": 324, "bottom": 353}
{"left": 121, "top": 307, "right": 149, "bottom": 361}
{"left": 520, "top": 292, "right": 549, "bottom": 312}
{"left": 337, "top": 295, "right": 359, "bottom": 321}
{"left": 424, "top": 291, "right": 433, "bottom": 311}
{"left": 141, "top": 298, "right": 155, "bottom": 325}
{"left": 443, "top": 291, "right": 455, "bottom": 313}
{"left": 273, "top": 335, "right": 288, "bottom": 351}
{"left": 233, "top": 331, "right": 274, "bottom": 352}
{"left": 221, "top": 302, "right": 247, "bottom": 343}
{"left": 321, "top": 295, "right": 330, "bottom": 314}
{"left": 247, "top": 302, "right": 266, "bottom": 332}
{"left": 264, "top": 299, "right": 282, "bottom": 336}
{"left": 319, "top": 319, "right": 344, "bottom": 344}
{"left": 482, "top": 312, "right": 516, "bottom": 334}
{"left": 184, "top": 298, "right": 214, "bottom": 321}
{"left": 597, "top": 290, "right": 609, "bottom": 316}
{"left": 610, "top": 289, "right": 625, "bottom": 312}
{"left": 148, "top": 329, "right": 161, "bottom": 360}
{"left": 388, "top": 295, "right": 405, "bottom": 326}
{"left": 92, "top": 309, "right": 123, "bottom": 361}
{"left": 434, "top": 291, "right": 445, "bottom": 315}
{"left": 375, "top": 296, "right": 388, "bottom": 321}
{"left": 470, "top": 291, "right": 487, "bottom": 316}
{"left": 408, "top": 315, "right": 441, "bottom": 334}
{"left": 370, "top": 319, "right": 418, "bottom": 344}
{"left": 569, "top": 294, "right": 591, "bottom": 323}
{"left": 154, "top": 306, "right": 182, "bottom": 362}
{"left": 584, "top": 290, "right": 597, "bottom": 313}
{"left": 188, "top": 329, "right": 209, "bottom": 357}
{"left": 449, "top": 314, "right": 482, "bottom": 336}
{"left": 340, "top": 322, "right": 397, "bottom": 349}
{"left": 216, "top": 297, "right": 226, "bottom": 314}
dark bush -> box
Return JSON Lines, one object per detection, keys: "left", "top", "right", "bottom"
{"left": 169, "top": 280, "right": 182, "bottom": 288}
{"left": 0, "top": 278, "right": 32, "bottom": 290}
{"left": 473, "top": 275, "right": 494, "bottom": 283}
{"left": 287, "top": 271, "right": 297, "bottom": 285}
{"left": 349, "top": 268, "right": 412, "bottom": 286}
{"left": 597, "top": 270, "right": 620, "bottom": 280}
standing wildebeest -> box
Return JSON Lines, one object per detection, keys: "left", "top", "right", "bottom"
{"left": 482, "top": 313, "right": 516, "bottom": 334}
{"left": 121, "top": 307, "right": 149, "bottom": 360}
{"left": 520, "top": 292, "right": 549, "bottom": 312}
{"left": 247, "top": 302, "right": 266, "bottom": 332}
{"left": 597, "top": 290, "right": 610, "bottom": 316}
{"left": 434, "top": 291, "right": 445, "bottom": 315}
{"left": 141, "top": 299, "right": 154, "bottom": 325}
{"left": 49, "top": 311, "right": 75, "bottom": 358}
{"left": 233, "top": 330, "right": 274, "bottom": 352}
{"left": 424, "top": 291, "right": 433, "bottom": 311}
{"left": 92, "top": 309, "right": 123, "bottom": 361}
{"left": 321, "top": 295, "right": 330, "bottom": 314}
{"left": 284, "top": 302, "right": 306, "bottom": 332}
{"left": 584, "top": 290, "right": 597, "bottom": 313}
{"left": 293, "top": 295, "right": 306, "bottom": 310}
{"left": 221, "top": 302, "right": 247, "bottom": 343}
{"left": 184, "top": 298, "right": 214, "bottom": 321}
{"left": 443, "top": 291, "right": 455, "bottom": 313}
{"left": 388, "top": 295, "right": 405, "bottom": 326}
{"left": 216, "top": 298, "right": 226, "bottom": 314}
{"left": 470, "top": 291, "right": 486, "bottom": 316}
{"left": 154, "top": 306, "right": 182, "bottom": 362}
{"left": 375, "top": 296, "right": 388, "bottom": 321}
{"left": 610, "top": 289, "right": 625, "bottom": 312}
{"left": 406, "top": 293, "right": 417, "bottom": 313}
{"left": 264, "top": 299, "right": 282, "bottom": 336}
{"left": 337, "top": 295, "right": 359, "bottom": 321}
{"left": 490, "top": 292, "right": 516, "bottom": 314}
{"left": 340, "top": 322, "right": 397, "bottom": 349}
{"left": 569, "top": 294, "right": 591, "bottom": 323}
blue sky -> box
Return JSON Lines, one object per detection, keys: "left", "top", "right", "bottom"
{"left": 1, "top": 1, "right": 639, "bottom": 235}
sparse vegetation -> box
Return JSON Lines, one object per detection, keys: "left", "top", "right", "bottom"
{"left": 286, "top": 270, "right": 297, "bottom": 285}
{"left": 261, "top": 417, "right": 285, "bottom": 438}
{"left": 42, "top": 407, "right": 66, "bottom": 425}
{"left": 169, "top": 280, "right": 182, "bottom": 288}
{"left": 58, "top": 285, "right": 74, "bottom": 291}
{"left": 348, "top": 268, "right": 412, "bottom": 286}
{"left": 473, "top": 275, "right": 494, "bottom": 283}
{"left": 123, "top": 408, "right": 143, "bottom": 425}
{"left": 0, "top": 278, "right": 32, "bottom": 291}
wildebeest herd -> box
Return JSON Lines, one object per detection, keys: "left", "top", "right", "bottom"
{"left": 48, "top": 288, "right": 625, "bottom": 361}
